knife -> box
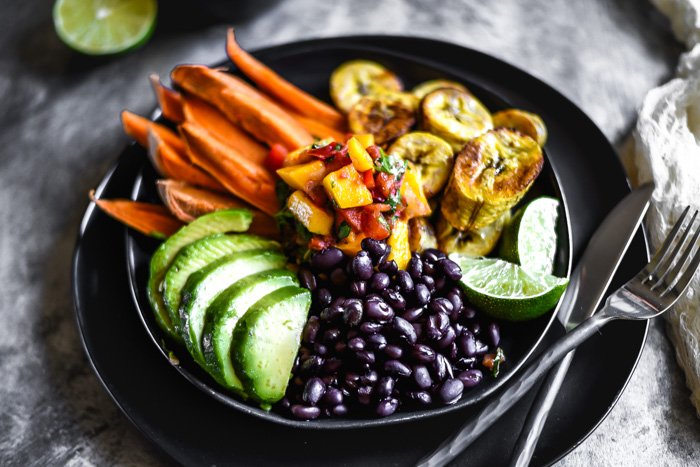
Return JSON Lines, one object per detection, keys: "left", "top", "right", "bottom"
{"left": 416, "top": 182, "right": 654, "bottom": 467}
{"left": 507, "top": 181, "right": 654, "bottom": 466}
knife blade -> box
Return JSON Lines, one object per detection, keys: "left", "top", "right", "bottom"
{"left": 508, "top": 182, "right": 654, "bottom": 467}
{"left": 416, "top": 183, "right": 654, "bottom": 467}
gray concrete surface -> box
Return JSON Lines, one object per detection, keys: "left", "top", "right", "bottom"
{"left": 1, "top": 0, "right": 699, "bottom": 465}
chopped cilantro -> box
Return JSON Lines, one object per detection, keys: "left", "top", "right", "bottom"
{"left": 334, "top": 143, "right": 343, "bottom": 151}
{"left": 386, "top": 189, "right": 403, "bottom": 213}
{"left": 491, "top": 347, "right": 506, "bottom": 378}
{"left": 337, "top": 222, "right": 351, "bottom": 240}
{"left": 375, "top": 152, "right": 407, "bottom": 179}
{"left": 330, "top": 180, "right": 336, "bottom": 188}
{"left": 311, "top": 142, "right": 323, "bottom": 149}
{"left": 378, "top": 215, "right": 390, "bottom": 231}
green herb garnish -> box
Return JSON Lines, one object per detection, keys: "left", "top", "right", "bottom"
{"left": 491, "top": 347, "right": 506, "bottom": 378}
{"left": 375, "top": 151, "right": 407, "bottom": 178}
{"left": 337, "top": 222, "right": 351, "bottom": 240}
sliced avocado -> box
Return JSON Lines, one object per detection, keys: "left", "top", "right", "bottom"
{"left": 162, "top": 234, "right": 279, "bottom": 333}
{"left": 232, "top": 286, "right": 311, "bottom": 405}
{"left": 147, "top": 209, "right": 253, "bottom": 340}
{"left": 202, "top": 269, "right": 298, "bottom": 392}
{"left": 179, "top": 249, "right": 288, "bottom": 365}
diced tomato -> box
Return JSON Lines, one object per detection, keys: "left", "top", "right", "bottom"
{"left": 325, "top": 153, "right": 352, "bottom": 172}
{"left": 362, "top": 170, "right": 375, "bottom": 189}
{"left": 375, "top": 172, "right": 395, "bottom": 199}
{"left": 309, "top": 235, "right": 335, "bottom": 250}
{"left": 482, "top": 354, "right": 495, "bottom": 370}
{"left": 361, "top": 204, "right": 391, "bottom": 240}
{"left": 305, "top": 184, "right": 328, "bottom": 206}
{"left": 266, "top": 144, "right": 288, "bottom": 171}
{"left": 338, "top": 208, "right": 363, "bottom": 232}
{"left": 373, "top": 203, "right": 392, "bottom": 212}
{"left": 366, "top": 145, "right": 382, "bottom": 160}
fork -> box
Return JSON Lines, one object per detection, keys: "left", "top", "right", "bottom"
{"left": 417, "top": 206, "right": 700, "bottom": 467}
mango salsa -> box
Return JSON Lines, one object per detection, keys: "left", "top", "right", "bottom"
{"left": 400, "top": 164, "right": 432, "bottom": 219}
{"left": 355, "top": 134, "right": 375, "bottom": 148}
{"left": 347, "top": 137, "right": 374, "bottom": 172}
{"left": 387, "top": 219, "right": 411, "bottom": 269}
{"left": 277, "top": 160, "right": 327, "bottom": 191}
{"left": 287, "top": 190, "right": 334, "bottom": 235}
{"left": 323, "top": 164, "right": 373, "bottom": 209}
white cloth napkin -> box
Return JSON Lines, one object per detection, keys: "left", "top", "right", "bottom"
{"left": 623, "top": 0, "right": 700, "bottom": 416}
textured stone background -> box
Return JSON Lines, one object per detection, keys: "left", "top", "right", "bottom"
{"left": 1, "top": 0, "right": 699, "bottom": 465}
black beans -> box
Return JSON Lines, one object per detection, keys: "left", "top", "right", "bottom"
{"left": 361, "top": 237, "right": 389, "bottom": 259}
{"left": 298, "top": 267, "right": 316, "bottom": 291}
{"left": 411, "top": 343, "right": 437, "bottom": 363}
{"left": 392, "top": 316, "right": 417, "bottom": 344}
{"left": 396, "top": 270, "right": 414, "bottom": 294}
{"left": 376, "top": 398, "right": 399, "bottom": 417}
{"left": 302, "top": 377, "right": 326, "bottom": 405}
{"left": 370, "top": 272, "right": 391, "bottom": 291}
{"left": 352, "top": 251, "right": 374, "bottom": 280}
{"left": 458, "top": 369, "right": 483, "bottom": 388}
{"left": 291, "top": 404, "right": 321, "bottom": 420}
{"left": 438, "top": 378, "right": 464, "bottom": 405}
{"left": 311, "top": 247, "right": 344, "bottom": 272}
{"left": 408, "top": 253, "right": 423, "bottom": 279}
{"left": 385, "top": 360, "right": 412, "bottom": 378}
{"left": 287, "top": 247, "right": 505, "bottom": 420}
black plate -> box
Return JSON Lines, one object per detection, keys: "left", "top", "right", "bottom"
{"left": 124, "top": 55, "right": 571, "bottom": 428}
{"left": 73, "top": 36, "right": 648, "bottom": 466}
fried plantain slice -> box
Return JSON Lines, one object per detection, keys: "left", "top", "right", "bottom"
{"left": 389, "top": 132, "right": 454, "bottom": 198}
{"left": 412, "top": 80, "right": 469, "bottom": 100}
{"left": 440, "top": 128, "right": 543, "bottom": 231}
{"left": 348, "top": 94, "right": 416, "bottom": 145}
{"left": 421, "top": 88, "right": 493, "bottom": 151}
{"left": 435, "top": 211, "right": 508, "bottom": 257}
{"left": 408, "top": 217, "right": 438, "bottom": 253}
{"left": 330, "top": 60, "right": 403, "bottom": 114}
{"left": 492, "top": 109, "right": 548, "bottom": 146}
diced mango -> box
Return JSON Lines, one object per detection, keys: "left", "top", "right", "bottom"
{"left": 387, "top": 219, "right": 411, "bottom": 270}
{"left": 400, "top": 164, "right": 432, "bottom": 219}
{"left": 336, "top": 231, "right": 367, "bottom": 255}
{"left": 277, "top": 160, "right": 327, "bottom": 191}
{"left": 287, "top": 190, "right": 334, "bottom": 235}
{"left": 323, "top": 164, "right": 373, "bottom": 209}
{"left": 347, "top": 137, "right": 374, "bottom": 172}
{"left": 355, "top": 134, "right": 375, "bottom": 148}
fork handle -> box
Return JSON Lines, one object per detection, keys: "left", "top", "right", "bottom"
{"left": 416, "top": 310, "right": 615, "bottom": 467}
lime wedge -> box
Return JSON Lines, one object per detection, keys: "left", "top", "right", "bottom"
{"left": 450, "top": 255, "right": 568, "bottom": 321}
{"left": 53, "top": 0, "right": 157, "bottom": 55}
{"left": 499, "top": 197, "right": 560, "bottom": 276}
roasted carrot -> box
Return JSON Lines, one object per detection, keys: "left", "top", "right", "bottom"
{"left": 180, "top": 123, "right": 280, "bottom": 215}
{"left": 291, "top": 111, "right": 347, "bottom": 142}
{"left": 171, "top": 65, "right": 313, "bottom": 150}
{"left": 149, "top": 74, "right": 184, "bottom": 123}
{"left": 148, "top": 131, "right": 226, "bottom": 192}
{"left": 156, "top": 180, "right": 278, "bottom": 237}
{"left": 121, "top": 110, "right": 185, "bottom": 154}
{"left": 181, "top": 95, "right": 267, "bottom": 165}
{"left": 225, "top": 28, "right": 345, "bottom": 130}
{"left": 91, "top": 192, "right": 183, "bottom": 238}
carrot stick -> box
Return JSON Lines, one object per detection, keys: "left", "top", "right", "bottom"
{"left": 91, "top": 191, "right": 183, "bottom": 238}
{"left": 225, "top": 28, "right": 345, "bottom": 130}
{"left": 148, "top": 131, "right": 226, "bottom": 192}
{"left": 121, "top": 110, "right": 185, "bottom": 154}
{"left": 157, "top": 180, "right": 279, "bottom": 237}
{"left": 171, "top": 65, "right": 313, "bottom": 150}
{"left": 291, "top": 111, "right": 347, "bottom": 142}
{"left": 181, "top": 95, "right": 267, "bottom": 165}
{"left": 149, "top": 74, "right": 184, "bottom": 123}
{"left": 180, "top": 123, "right": 280, "bottom": 215}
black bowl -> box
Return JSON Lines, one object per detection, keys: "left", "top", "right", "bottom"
{"left": 125, "top": 49, "right": 572, "bottom": 429}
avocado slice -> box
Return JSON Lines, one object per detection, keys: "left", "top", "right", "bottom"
{"left": 232, "top": 286, "right": 311, "bottom": 405}
{"left": 179, "top": 249, "right": 287, "bottom": 365}
{"left": 162, "top": 234, "right": 279, "bottom": 334}
{"left": 147, "top": 209, "right": 253, "bottom": 340}
{"left": 202, "top": 269, "right": 298, "bottom": 392}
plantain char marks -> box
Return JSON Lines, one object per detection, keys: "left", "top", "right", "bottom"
{"left": 441, "top": 128, "right": 543, "bottom": 231}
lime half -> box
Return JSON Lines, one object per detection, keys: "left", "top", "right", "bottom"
{"left": 450, "top": 255, "right": 568, "bottom": 321}
{"left": 499, "top": 197, "right": 560, "bottom": 276}
{"left": 53, "top": 0, "right": 157, "bottom": 55}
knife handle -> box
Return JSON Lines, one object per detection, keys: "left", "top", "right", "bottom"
{"left": 416, "top": 311, "right": 613, "bottom": 467}
{"left": 508, "top": 351, "right": 576, "bottom": 467}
